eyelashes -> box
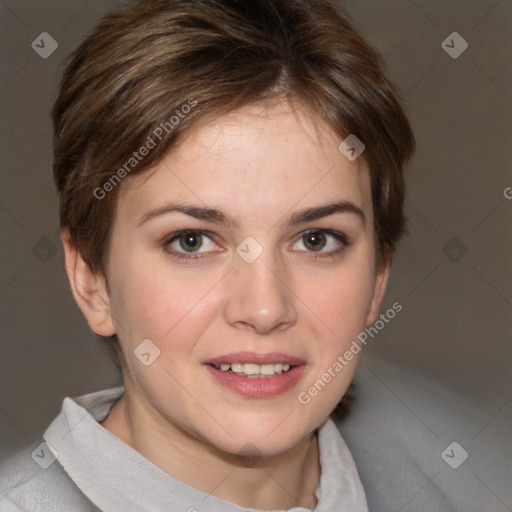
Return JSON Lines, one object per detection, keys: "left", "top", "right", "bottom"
{"left": 291, "top": 229, "right": 348, "bottom": 256}
{"left": 164, "top": 230, "right": 217, "bottom": 259}
{"left": 163, "top": 229, "right": 350, "bottom": 261}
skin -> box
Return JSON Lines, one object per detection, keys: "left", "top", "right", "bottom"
{"left": 61, "top": 100, "right": 390, "bottom": 510}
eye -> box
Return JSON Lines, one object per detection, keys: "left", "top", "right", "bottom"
{"left": 291, "top": 229, "right": 348, "bottom": 256}
{"left": 164, "top": 230, "right": 219, "bottom": 258}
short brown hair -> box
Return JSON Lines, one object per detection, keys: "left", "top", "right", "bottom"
{"left": 53, "top": 0, "right": 414, "bottom": 273}
{"left": 52, "top": 0, "right": 414, "bottom": 417}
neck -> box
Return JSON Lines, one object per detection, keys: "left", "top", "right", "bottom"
{"left": 100, "top": 387, "right": 321, "bottom": 510}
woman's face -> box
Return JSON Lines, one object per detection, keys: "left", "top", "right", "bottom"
{"left": 102, "top": 101, "right": 388, "bottom": 458}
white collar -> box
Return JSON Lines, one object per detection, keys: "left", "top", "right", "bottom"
{"left": 44, "top": 387, "right": 368, "bottom": 512}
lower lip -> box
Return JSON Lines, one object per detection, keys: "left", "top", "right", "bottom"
{"left": 205, "top": 365, "right": 307, "bottom": 398}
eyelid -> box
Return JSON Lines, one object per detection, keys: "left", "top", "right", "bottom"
{"left": 292, "top": 228, "right": 349, "bottom": 247}
{"left": 290, "top": 228, "right": 350, "bottom": 258}
{"left": 162, "top": 228, "right": 350, "bottom": 261}
{"left": 163, "top": 229, "right": 222, "bottom": 258}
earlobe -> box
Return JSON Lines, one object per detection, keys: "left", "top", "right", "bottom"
{"left": 365, "top": 257, "right": 392, "bottom": 327}
{"left": 60, "top": 229, "right": 116, "bottom": 336}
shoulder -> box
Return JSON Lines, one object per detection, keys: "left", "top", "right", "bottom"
{"left": 337, "top": 356, "right": 503, "bottom": 512}
{"left": 0, "top": 441, "right": 98, "bottom": 512}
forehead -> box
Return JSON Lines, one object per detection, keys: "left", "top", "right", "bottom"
{"left": 116, "top": 101, "right": 373, "bottom": 227}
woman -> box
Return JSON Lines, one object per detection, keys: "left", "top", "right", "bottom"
{"left": 0, "top": 0, "right": 414, "bottom": 510}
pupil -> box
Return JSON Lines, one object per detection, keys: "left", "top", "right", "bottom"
{"left": 305, "top": 232, "right": 326, "bottom": 251}
{"left": 180, "top": 233, "right": 202, "bottom": 251}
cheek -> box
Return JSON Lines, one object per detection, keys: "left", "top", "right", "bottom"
{"left": 294, "top": 258, "right": 376, "bottom": 344}
{"left": 292, "top": 266, "right": 374, "bottom": 419}
{"left": 110, "top": 257, "right": 221, "bottom": 349}
{"left": 109, "top": 264, "right": 220, "bottom": 397}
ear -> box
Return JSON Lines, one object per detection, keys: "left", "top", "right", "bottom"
{"left": 365, "top": 256, "right": 392, "bottom": 327}
{"left": 60, "top": 228, "right": 116, "bottom": 336}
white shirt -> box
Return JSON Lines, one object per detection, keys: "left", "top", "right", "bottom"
{"left": 2, "top": 355, "right": 500, "bottom": 511}
{"left": 0, "top": 386, "right": 368, "bottom": 512}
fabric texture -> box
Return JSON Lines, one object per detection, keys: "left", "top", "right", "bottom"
{"left": 2, "top": 354, "right": 493, "bottom": 511}
{"left": 0, "top": 387, "right": 368, "bottom": 512}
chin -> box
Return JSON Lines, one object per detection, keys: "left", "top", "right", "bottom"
{"left": 199, "top": 410, "right": 317, "bottom": 458}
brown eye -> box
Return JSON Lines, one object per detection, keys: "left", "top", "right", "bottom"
{"left": 291, "top": 229, "right": 349, "bottom": 258}
{"left": 165, "top": 230, "right": 219, "bottom": 259}
{"left": 302, "top": 231, "right": 327, "bottom": 251}
{"left": 179, "top": 232, "right": 203, "bottom": 252}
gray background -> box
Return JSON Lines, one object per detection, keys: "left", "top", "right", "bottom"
{"left": 0, "top": 0, "right": 510, "bottom": 508}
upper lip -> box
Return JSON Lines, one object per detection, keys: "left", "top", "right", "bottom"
{"left": 204, "top": 352, "right": 307, "bottom": 366}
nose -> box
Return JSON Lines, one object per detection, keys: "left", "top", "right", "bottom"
{"left": 223, "top": 252, "right": 298, "bottom": 335}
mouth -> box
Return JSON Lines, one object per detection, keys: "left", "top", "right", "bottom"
{"left": 204, "top": 352, "right": 307, "bottom": 397}
{"left": 208, "top": 362, "right": 296, "bottom": 378}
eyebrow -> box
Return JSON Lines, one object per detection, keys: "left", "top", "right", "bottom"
{"left": 137, "top": 200, "right": 365, "bottom": 228}
{"left": 288, "top": 201, "right": 365, "bottom": 226}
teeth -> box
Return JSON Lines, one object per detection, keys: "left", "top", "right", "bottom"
{"left": 243, "top": 363, "right": 260, "bottom": 375}
{"left": 231, "top": 363, "right": 244, "bottom": 373}
{"left": 260, "top": 364, "right": 275, "bottom": 375}
{"left": 214, "top": 362, "right": 294, "bottom": 376}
